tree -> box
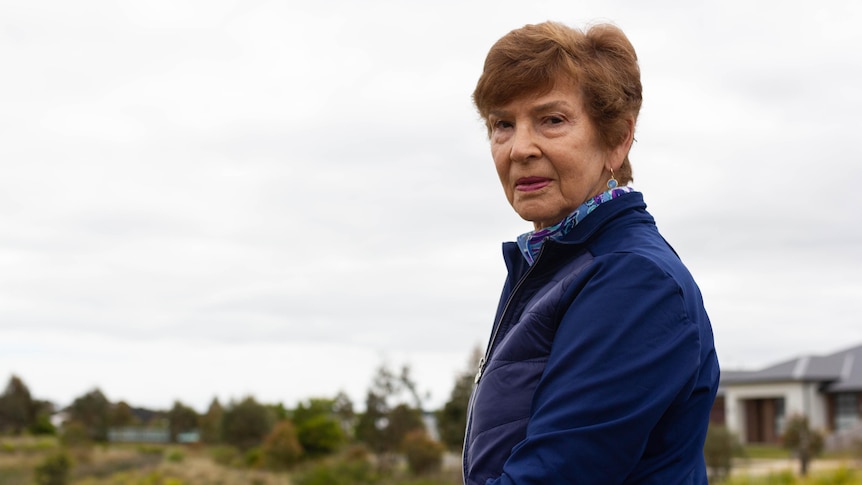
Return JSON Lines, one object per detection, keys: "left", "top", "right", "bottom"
{"left": 168, "top": 400, "right": 199, "bottom": 442}
{"left": 293, "top": 398, "right": 345, "bottom": 456}
{"left": 269, "top": 402, "right": 289, "bottom": 421}
{"left": 222, "top": 396, "right": 274, "bottom": 451}
{"left": 66, "top": 389, "right": 110, "bottom": 442}
{"left": 0, "top": 375, "right": 36, "bottom": 434}
{"left": 387, "top": 403, "right": 424, "bottom": 448}
{"left": 30, "top": 400, "right": 57, "bottom": 435}
{"left": 355, "top": 362, "right": 427, "bottom": 466}
{"left": 298, "top": 414, "right": 345, "bottom": 456}
{"left": 437, "top": 346, "right": 481, "bottom": 451}
{"left": 782, "top": 414, "right": 824, "bottom": 476}
{"left": 262, "top": 420, "right": 303, "bottom": 470}
{"left": 356, "top": 389, "right": 388, "bottom": 453}
{"left": 332, "top": 391, "right": 355, "bottom": 438}
{"left": 109, "top": 401, "right": 138, "bottom": 428}
{"left": 199, "top": 398, "right": 223, "bottom": 444}
{"left": 293, "top": 398, "right": 335, "bottom": 424}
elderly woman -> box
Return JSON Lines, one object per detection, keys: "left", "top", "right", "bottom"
{"left": 463, "top": 21, "right": 720, "bottom": 484}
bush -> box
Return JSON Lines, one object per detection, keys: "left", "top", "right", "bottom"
{"left": 30, "top": 414, "right": 57, "bottom": 435}
{"left": 33, "top": 451, "right": 72, "bottom": 485}
{"left": 244, "top": 446, "right": 264, "bottom": 468}
{"left": 261, "top": 420, "right": 303, "bottom": 470}
{"left": 166, "top": 448, "right": 185, "bottom": 463}
{"left": 782, "top": 414, "right": 825, "bottom": 476}
{"left": 704, "top": 425, "right": 741, "bottom": 482}
{"left": 298, "top": 414, "right": 344, "bottom": 456}
{"left": 402, "top": 430, "right": 444, "bottom": 475}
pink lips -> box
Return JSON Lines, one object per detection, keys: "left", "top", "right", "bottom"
{"left": 516, "top": 177, "right": 551, "bottom": 192}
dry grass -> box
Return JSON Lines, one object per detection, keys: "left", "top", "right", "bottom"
{"left": 67, "top": 446, "right": 294, "bottom": 485}
{"left": 159, "top": 456, "right": 293, "bottom": 484}
{"left": 0, "top": 436, "right": 461, "bottom": 485}
{"left": 70, "top": 456, "right": 294, "bottom": 485}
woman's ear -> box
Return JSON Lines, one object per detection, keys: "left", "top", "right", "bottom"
{"left": 608, "top": 115, "right": 635, "bottom": 171}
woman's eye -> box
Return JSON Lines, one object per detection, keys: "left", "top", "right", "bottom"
{"left": 546, "top": 116, "right": 564, "bottom": 125}
{"left": 494, "top": 120, "right": 513, "bottom": 130}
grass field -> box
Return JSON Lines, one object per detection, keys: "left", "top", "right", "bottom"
{"left": 0, "top": 435, "right": 463, "bottom": 485}
{"left": 5, "top": 436, "right": 862, "bottom": 485}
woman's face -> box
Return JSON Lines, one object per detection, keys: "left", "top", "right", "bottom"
{"left": 488, "top": 84, "right": 628, "bottom": 230}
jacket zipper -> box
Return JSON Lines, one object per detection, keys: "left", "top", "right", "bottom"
{"left": 474, "top": 245, "right": 545, "bottom": 384}
{"left": 463, "top": 245, "right": 547, "bottom": 481}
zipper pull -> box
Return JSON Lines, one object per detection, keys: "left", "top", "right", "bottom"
{"left": 474, "top": 357, "right": 486, "bottom": 384}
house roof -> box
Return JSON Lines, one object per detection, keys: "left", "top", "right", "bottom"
{"left": 720, "top": 343, "right": 862, "bottom": 392}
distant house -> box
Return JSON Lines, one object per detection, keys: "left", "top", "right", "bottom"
{"left": 108, "top": 427, "right": 170, "bottom": 443}
{"left": 714, "top": 343, "right": 862, "bottom": 444}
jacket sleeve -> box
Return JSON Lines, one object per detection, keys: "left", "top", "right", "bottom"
{"left": 487, "top": 253, "right": 702, "bottom": 484}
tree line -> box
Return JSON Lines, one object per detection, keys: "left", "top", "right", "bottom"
{"left": 0, "top": 354, "right": 478, "bottom": 472}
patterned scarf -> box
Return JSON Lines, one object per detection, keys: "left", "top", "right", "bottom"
{"left": 516, "top": 186, "right": 635, "bottom": 265}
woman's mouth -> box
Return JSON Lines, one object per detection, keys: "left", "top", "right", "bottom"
{"left": 516, "top": 177, "right": 551, "bottom": 192}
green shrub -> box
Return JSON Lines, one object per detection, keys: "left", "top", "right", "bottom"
{"left": 297, "top": 414, "right": 344, "bottom": 456}
{"left": 166, "top": 448, "right": 185, "bottom": 462}
{"left": 704, "top": 424, "right": 741, "bottom": 482}
{"left": 33, "top": 451, "right": 72, "bottom": 485}
{"left": 244, "top": 446, "right": 264, "bottom": 468}
{"left": 402, "top": 430, "right": 444, "bottom": 475}
{"left": 30, "top": 414, "right": 57, "bottom": 435}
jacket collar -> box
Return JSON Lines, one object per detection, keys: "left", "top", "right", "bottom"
{"left": 502, "top": 191, "right": 649, "bottom": 274}
{"left": 556, "top": 191, "right": 648, "bottom": 246}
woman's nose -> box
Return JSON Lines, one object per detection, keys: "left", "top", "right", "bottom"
{"left": 509, "top": 125, "right": 540, "bottom": 162}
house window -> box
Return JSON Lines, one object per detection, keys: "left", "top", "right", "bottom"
{"left": 834, "top": 393, "right": 859, "bottom": 431}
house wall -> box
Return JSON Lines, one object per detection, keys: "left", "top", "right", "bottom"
{"left": 723, "top": 381, "right": 827, "bottom": 443}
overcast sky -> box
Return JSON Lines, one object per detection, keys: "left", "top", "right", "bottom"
{"left": 1, "top": 0, "right": 861, "bottom": 413}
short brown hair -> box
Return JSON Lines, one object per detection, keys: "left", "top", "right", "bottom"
{"left": 473, "top": 21, "right": 642, "bottom": 183}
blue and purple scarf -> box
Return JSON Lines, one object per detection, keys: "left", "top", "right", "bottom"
{"left": 516, "top": 187, "right": 635, "bottom": 265}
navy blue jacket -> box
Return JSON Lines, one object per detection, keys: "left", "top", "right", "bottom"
{"left": 463, "top": 192, "right": 719, "bottom": 485}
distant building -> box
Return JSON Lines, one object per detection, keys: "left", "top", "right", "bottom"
{"left": 108, "top": 427, "right": 170, "bottom": 443}
{"left": 714, "top": 343, "right": 862, "bottom": 444}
